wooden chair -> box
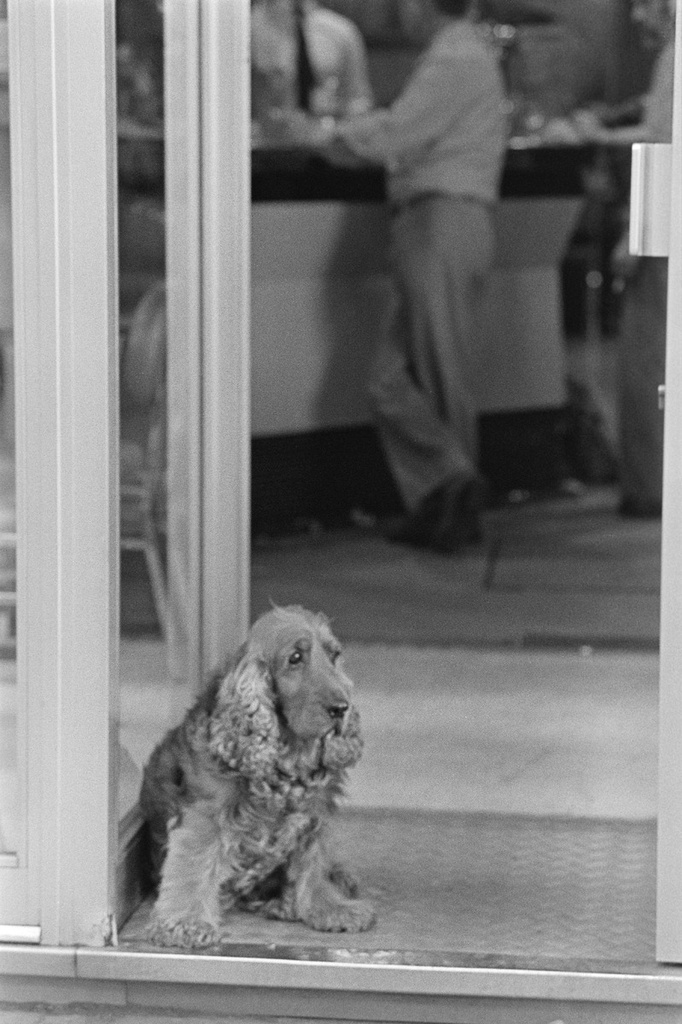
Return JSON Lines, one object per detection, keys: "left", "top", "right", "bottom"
{"left": 120, "top": 281, "right": 168, "bottom": 637}
{"left": 0, "top": 286, "right": 169, "bottom": 644}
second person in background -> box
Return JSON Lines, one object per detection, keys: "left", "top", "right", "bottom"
{"left": 251, "top": 0, "right": 374, "bottom": 126}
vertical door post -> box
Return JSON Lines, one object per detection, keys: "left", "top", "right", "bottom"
{"left": 200, "top": 0, "right": 251, "bottom": 671}
{"left": 656, "top": 0, "right": 682, "bottom": 964}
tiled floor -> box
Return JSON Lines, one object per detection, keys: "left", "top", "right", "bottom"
{"left": 343, "top": 644, "right": 658, "bottom": 820}
{"left": 1, "top": 328, "right": 666, "bottom": 965}
{"left": 251, "top": 484, "right": 660, "bottom": 649}
{"left": 116, "top": 636, "right": 659, "bottom": 825}
{"left": 120, "top": 638, "right": 659, "bottom": 963}
{"left": 116, "top": 481, "right": 663, "bottom": 821}
{"left": 118, "top": 480, "right": 662, "bottom": 964}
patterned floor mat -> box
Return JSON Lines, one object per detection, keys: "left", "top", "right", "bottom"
{"left": 122, "top": 808, "right": 656, "bottom": 965}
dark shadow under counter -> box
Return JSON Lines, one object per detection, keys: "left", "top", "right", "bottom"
{"left": 251, "top": 141, "right": 596, "bottom": 204}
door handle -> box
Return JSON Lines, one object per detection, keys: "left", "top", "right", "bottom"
{"left": 630, "top": 142, "right": 672, "bottom": 257}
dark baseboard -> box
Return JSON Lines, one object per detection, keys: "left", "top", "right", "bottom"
{"left": 251, "top": 424, "right": 403, "bottom": 535}
{"left": 479, "top": 407, "right": 568, "bottom": 495}
{"left": 117, "top": 806, "right": 152, "bottom": 932}
{"left": 252, "top": 409, "right": 568, "bottom": 535}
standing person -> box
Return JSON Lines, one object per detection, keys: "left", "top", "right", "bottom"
{"left": 574, "top": 0, "right": 674, "bottom": 518}
{"left": 251, "top": 0, "right": 373, "bottom": 126}
{"left": 330, "top": 0, "right": 509, "bottom": 553}
{"left": 616, "top": 0, "right": 674, "bottom": 518}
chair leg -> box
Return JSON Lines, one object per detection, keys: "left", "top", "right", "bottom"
{"left": 142, "top": 522, "right": 169, "bottom": 639}
{"left": 120, "top": 478, "right": 168, "bottom": 637}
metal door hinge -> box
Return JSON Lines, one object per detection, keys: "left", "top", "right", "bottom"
{"left": 630, "top": 143, "right": 672, "bottom": 257}
{"left": 659, "top": 384, "right": 666, "bottom": 410}
{"left": 0, "top": 925, "right": 41, "bottom": 944}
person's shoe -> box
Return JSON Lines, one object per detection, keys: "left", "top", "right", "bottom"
{"left": 383, "top": 485, "right": 446, "bottom": 548}
{"left": 619, "top": 496, "right": 662, "bottom": 519}
{"left": 431, "top": 474, "right": 488, "bottom": 553}
{"left": 386, "top": 473, "right": 488, "bottom": 554}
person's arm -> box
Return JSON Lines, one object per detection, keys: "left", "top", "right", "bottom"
{"left": 571, "top": 107, "right": 653, "bottom": 146}
{"left": 598, "top": 96, "right": 646, "bottom": 128}
{"left": 573, "top": 38, "right": 674, "bottom": 147}
{"left": 336, "top": 47, "right": 484, "bottom": 169}
{"left": 337, "top": 21, "right": 374, "bottom": 116}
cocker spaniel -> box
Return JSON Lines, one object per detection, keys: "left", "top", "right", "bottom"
{"left": 140, "top": 604, "right": 376, "bottom": 948}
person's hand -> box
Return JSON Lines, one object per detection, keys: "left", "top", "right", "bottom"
{"left": 537, "top": 116, "right": 582, "bottom": 146}
{"left": 260, "top": 109, "right": 336, "bottom": 149}
{"left": 570, "top": 107, "right": 608, "bottom": 143}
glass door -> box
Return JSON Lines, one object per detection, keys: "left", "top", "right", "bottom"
{"left": 117, "top": 0, "right": 191, "bottom": 819}
{"left": 116, "top": 0, "right": 251, "bottom": 929}
{"left": 1, "top": 0, "right": 119, "bottom": 945}
{"left": 656, "top": 0, "right": 682, "bottom": 964}
{"left": 0, "top": 0, "right": 36, "bottom": 936}
{"left": 0, "top": 0, "right": 250, "bottom": 943}
{"left": 116, "top": 0, "right": 204, "bottom": 910}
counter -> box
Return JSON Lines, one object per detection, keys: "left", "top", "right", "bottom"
{"left": 121, "top": 140, "right": 597, "bottom": 527}
{"left": 251, "top": 143, "right": 593, "bottom": 443}
{"left": 252, "top": 142, "right": 591, "bottom": 203}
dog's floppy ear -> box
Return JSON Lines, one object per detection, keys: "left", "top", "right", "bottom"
{"left": 207, "top": 644, "right": 280, "bottom": 779}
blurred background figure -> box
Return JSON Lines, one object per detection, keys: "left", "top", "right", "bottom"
{"left": 251, "top": 0, "right": 374, "bottom": 138}
{"left": 330, "top": 0, "right": 509, "bottom": 553}
{"left": 574, "top": 0, "right": 674, "bottom": 518}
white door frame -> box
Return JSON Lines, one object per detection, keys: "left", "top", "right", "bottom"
{"left": 1, "top": 0, "right": 252, "bottom": 943}
{"left": 200, "top": 0, "right": 251, "bottom": 672}
{"left": 1, "top": 0, "right": 119, "bottom": 944}
{"left": 6, "top": 0, "right": 682, "bottom": 962}
{"left": 657, "top": 0, "right": 682, "bottom": 965}
{"left": 164, "top": 0, "right": 251, "bottom": 693}
{"left": 165, "top": 0, "right": 203, "bottom": 693}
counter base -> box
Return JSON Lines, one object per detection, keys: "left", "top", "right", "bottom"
{"left": 252, "top": 411, "right": 567, "bottom": 535}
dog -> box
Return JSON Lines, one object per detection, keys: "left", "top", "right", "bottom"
{"left": 139, "top": 604, "right": 376, "bottom": 948}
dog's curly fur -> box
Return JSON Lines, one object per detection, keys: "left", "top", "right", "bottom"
{"left": 139, "top": 605, "right": 376, "bottom": 948}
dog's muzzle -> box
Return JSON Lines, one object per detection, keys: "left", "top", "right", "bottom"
{"left": 328, "top": 701, "right": 349, "bottom": 735}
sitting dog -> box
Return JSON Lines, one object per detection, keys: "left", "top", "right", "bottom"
{"left": 140, "top": 604, "right": 376, "bottom": 947}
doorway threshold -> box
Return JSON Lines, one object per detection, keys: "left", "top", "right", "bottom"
{"left": 4, "top": 942, "right": 682, "bottom": 1023}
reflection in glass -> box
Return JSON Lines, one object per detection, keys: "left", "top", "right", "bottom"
{"left": 117, "top": 0, "right": 197, "bottom": 837}
{"left": 0, "top": 11, "right": 19, "bottom": 860}
{"left": 117, "top": 0, "right": 169, "bottom": 829}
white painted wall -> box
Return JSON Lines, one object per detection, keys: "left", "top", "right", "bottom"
{"left": 251, "top": 197, "right": 582, "bottom": 436}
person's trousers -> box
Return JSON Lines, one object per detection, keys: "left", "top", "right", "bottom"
{"left": 618, "top": 257, "right": 667, "bottom": 510}
{"left": 368, "top": 194, "right": 495, "bottom": 512}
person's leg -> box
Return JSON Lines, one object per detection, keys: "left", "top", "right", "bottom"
{"left": 369, "top": 196, "right": 493, "bottom": 548}
{"left": 618, "top": 258, "right": 667, "bottom": 515}
{"left": 368, "top": 283, "right": 464, "bottom": 513}
{"left": 405, "top": 197, "right": 493, "bottom": 472}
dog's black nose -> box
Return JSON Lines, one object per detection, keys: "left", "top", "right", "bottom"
{"left": 328, "top": 701, "right": 349, "bottom": 721}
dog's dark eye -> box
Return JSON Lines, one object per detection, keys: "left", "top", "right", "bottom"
{"left": 330, "top": 648, "right": 341, "bottom": 664}
{"left": 288, "top": 650, "right": 303, "bottom": 666}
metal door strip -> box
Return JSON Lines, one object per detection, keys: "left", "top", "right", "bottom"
{"left": 0, "top": 925, "right": 41, "bottom": 944}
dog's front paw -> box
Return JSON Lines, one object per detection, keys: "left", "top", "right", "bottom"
{"left": 146, "top": 917, "right": 226, "bottom": 949}
{"left": 304, "top": 897, "right": 377, "bottom": 933}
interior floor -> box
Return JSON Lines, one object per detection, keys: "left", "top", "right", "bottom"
{"left": 2, "top": 327, "right": 665, "bottom": 968}
{"left": 120, "top": 477, "right": 662, "bottom": 969}
{"left": 122, "top": 806, "right": 656, "bottom": 965}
